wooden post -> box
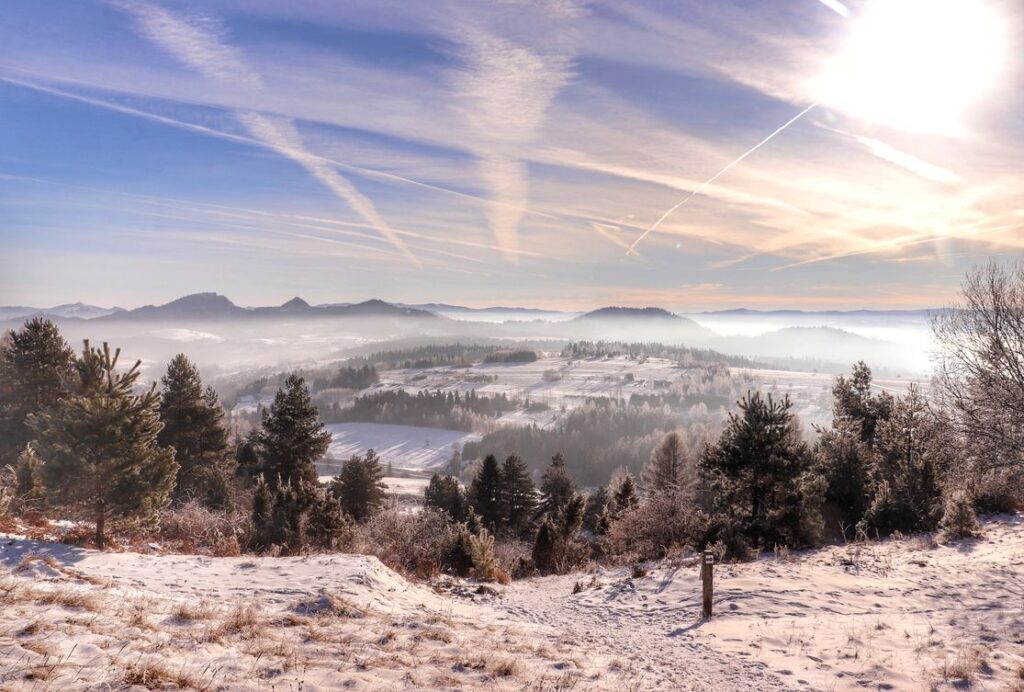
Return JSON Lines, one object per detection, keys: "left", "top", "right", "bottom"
{"left": 701, "top": 550, "right": 714, "bottom": 618}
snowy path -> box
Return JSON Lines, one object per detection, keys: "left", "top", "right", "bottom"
{"left": 499, "top": 564, "right": 792, "bottom": 690}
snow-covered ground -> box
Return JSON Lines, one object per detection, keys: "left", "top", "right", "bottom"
{"left": 320, "top": 422, "right": 478, "bottom": 473}
{"left": 2, "top": 516, "right": 1021, "bottom": 690}
{"left": 365, "top": 355, "right": 687, "bottom": 413}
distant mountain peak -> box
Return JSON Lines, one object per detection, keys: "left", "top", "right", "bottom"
{"left": 577, "top": 306, "right": 679, "bottom": 320}
{"left": 281, "top": 297, "right": 311, "bottom": 310}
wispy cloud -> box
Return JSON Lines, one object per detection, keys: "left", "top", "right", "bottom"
{"left": 108, "top": 0, "right": 419, "bottom": 265}
{"left": 450, "top": 9, "right": 578, "bottom": 263}
{"left": 818, "top": 124, "right": 963, "bottom": 184}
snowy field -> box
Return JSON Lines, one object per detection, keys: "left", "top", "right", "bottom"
{"left": 2, "top": 516, "right": 1022, "bottom": 690}
{"left": 319, "top": 422, "right": 478, "bottom": 473}
{"left": 366, "top": 356, "right": 687, "bottom": 411}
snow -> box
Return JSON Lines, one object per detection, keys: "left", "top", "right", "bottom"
{"left": 147, "top": 328, "right": 225, "bottom": 343}
{"left": 321, "top": 422, "right": 478, "bottom": 472}
{"left": 1, "top": 516, "right": 1022, "bottom": 690}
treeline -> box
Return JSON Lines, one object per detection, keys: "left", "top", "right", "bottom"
{"left": 561, "top": 340, "right": 760, "bottom": 368}
{"left": 322, "top": 389, "right": 514, "bottom": 431}
{"left": 461, "top": 401, "right": 682, "bottom": 485}
{"left": 311, "top": 364, "right": 378, "bottom": 392}
{"left": 482, "top": 350, "right": 537, "bottom": 364}
{"left": 345, "top": 343, "right": 510, "bottom": 370}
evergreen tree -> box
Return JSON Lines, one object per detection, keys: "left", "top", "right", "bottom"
{"left": 158, "top": 355, "right": 233, "bottom": 508}
{"left": 611, "top": 473, "right": 640, "bottom": 518}
{"left": 699, "top": 392, "right": 820, "bottom": 551}
{"left": 235, "top": 433, "right": 261, "bottom": 478}
{"left": 532, "top": 493, "right": 587, "bottom": 574}
{"left": 499, "top": 455, "right": 536, "bottom": 537}
{"left": 860, "top": 386, "right": 951, "bottom": 535}
{"left": 642, "top": 431, "right": 692, "bottom": 494}
{"left": 29, "top": 341, "right": 177, "bottom": 547}
{"left": 254, "top": 374, "right": 331, "bottom": 489}
{"left": 446, "top": 444, "right": 463, "bottom": 478}
{"left": 531, "top": 519, "right": 556, "bottom": 574}
{"left": 467, "top": 454, "right": 503, "bottom": 529}
{"left": 537, "top": 453, "right": 575, "bottom": 518}
{"left": 424, "top": 473, "right": 466, "bottom": 521}
{"left": 832, "top": 362, "right": 894, "bottom": 445}
{"left": 251, "top": 474, "right": 274, "bottom": 550}
{"left": 329, "top": 450, "right": 387, "bottom": 521}
{"left": 583, "top": 485, "right": 611, "bottom": 536}
{"left": 813, "top": 417, "right": 872, "bottom": 531}
{"left": 0, "top": 319, "right": 75, "bottom": 466}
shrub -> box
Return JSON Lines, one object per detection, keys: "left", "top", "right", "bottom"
{"left": 357, "top": 508, "right": 460, "bottom": 575}
{"left": 602, "top": 490, "right": 708, "bottom": 561}
{"left": 158, "top": 500, "right": 252, "bottom": 555}
{"left": 468, "top": 528, "right": 505, "bottom": 582}
{"left": 940, "top": 491, "right": 981, "bottom": 540}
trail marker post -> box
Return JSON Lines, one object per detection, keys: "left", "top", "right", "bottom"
{"left": 701, "top": 550, "right": 714, "bottom": 619}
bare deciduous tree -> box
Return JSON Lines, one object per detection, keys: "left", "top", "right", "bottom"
{"left": 933, "top": 261, "right": 1024, "bottom": 472}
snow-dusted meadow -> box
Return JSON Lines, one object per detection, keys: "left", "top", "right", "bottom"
{"left": 2, "top": 516, "right": 1022, "bottom": 690}
{"left": 319, "top": 422, "right": 478, "bottom": 473}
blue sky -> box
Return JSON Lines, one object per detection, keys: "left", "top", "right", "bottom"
{"left": 2, "top": 0, "right": 1022, "bottom": 310}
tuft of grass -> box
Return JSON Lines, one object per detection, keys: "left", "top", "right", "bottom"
{"left": 120, "top": 656, "right": 210, "bottom": 691}
{"left": 34, "top": 586, "right": 103, "bottom": 612}
{"left": 172, "top": 598, "right": 216, "bottom": 622}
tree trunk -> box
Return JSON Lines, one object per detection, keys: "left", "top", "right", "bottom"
{"left": 95, "top": 507, "right": 106, "bottom": 549}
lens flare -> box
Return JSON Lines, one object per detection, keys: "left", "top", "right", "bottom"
{"left": 814, "top": 0, "right": 1007, "bottom": 135}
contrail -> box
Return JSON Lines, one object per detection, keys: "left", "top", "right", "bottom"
{"left": 627, "top": 101, "right": 818, "bottom": 255}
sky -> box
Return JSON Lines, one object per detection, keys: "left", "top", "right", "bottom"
{"left": 2, "top": 0, "right": 1023, "bottom": 311}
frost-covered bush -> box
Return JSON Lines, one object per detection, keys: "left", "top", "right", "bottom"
{"left": 158, "top": 500, "right": 253, "bottom": 555}
{"left": 357, "top": 508, "right": 460, "bottom": 576}
{"left": 940, "top": 491, "right": 981, "bottom": 540}
{"left": 602, "top": 490, "right": 708, "bottom": 561}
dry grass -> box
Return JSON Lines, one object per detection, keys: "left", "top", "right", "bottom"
{"left": 172, "top": 597, "right": 216, "bottom": 622}
{"left": 220, "top": 602, "right": 262, "bottom": 636}
{"left": 32, "top": 585, "right": 104, "bottom": 612}
{"left": 936, "top": 645, "right": 990, "bottom": 684}
{"left": 120, "top": 656, "right": 212, "bottom": 691}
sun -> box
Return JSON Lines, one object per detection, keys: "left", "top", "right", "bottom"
{"left": 815, "top": 0, "right": 1008, "bottom": 136}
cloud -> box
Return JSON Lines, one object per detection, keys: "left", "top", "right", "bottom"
{"left": 106, "top": 0, "right": 419, "bottom": 265}
{"left": 105, "top": 0, "right": 261, "bottom": 88}
{"left": 236, "top": 112, "right": 419, "bottom": 266}
{"left": 818, "top": 124, "right": 963, "bottom": 184}
{"left": 450, "top": 13, "right": 577, "bottom": 263}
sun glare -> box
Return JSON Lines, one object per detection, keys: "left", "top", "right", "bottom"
{"left": 816, "top": 0, "right": 1008, "bottom": 135}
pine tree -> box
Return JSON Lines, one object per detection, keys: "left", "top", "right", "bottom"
{"left": 583, "top": 485, "right": 611, "bottom": 535}
{"left": 424, "top": 474, "right": 466, "bottom": 521}
{"left": 537, "top": 453, "right": 575, "bottom": 518}
{"left": 28, "top": 341, "right": 177, "bottom": 547}
{"left": 446, "top": 444, "right": 463, "bottom": 478}
{"left": 699, "top": 392, "right": 819, "bottom": 551}
{"left": 499, "top": 455, "right": 536, "bottom": 536}
{"left": 611, "top": 473, "right": 640, "bottom": 518}
{"left": 254, "top": 374, "right": 331, "bottom": 489}
{"left": 158, "top": 355, "right": 233, "bottom": 508}
{"left": 832, "top": 362, "right": 894, "bottom": 445}
{"left": 860, "top": 386, "right": 951, "bottom": 535}
{"left": 531, "top": 519, "right": 556, "bottom": 574}
{"left": 642, "top": 431, "right": 692, "bottom": 494}
{"left": 467, "top": 454, "right": 503, "bottom": 529}
{"left": 0, "top": 319, "right": 75, "bottom": 466}
{"left": 329, "top": 450, "right": 387, "bottom": 521}
{"left": 250, "top": 474, "right": 277, "bottom": 551}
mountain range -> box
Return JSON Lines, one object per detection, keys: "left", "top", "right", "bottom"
{"left": 1, "top": 294, "right": 943, "bottom": 325}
